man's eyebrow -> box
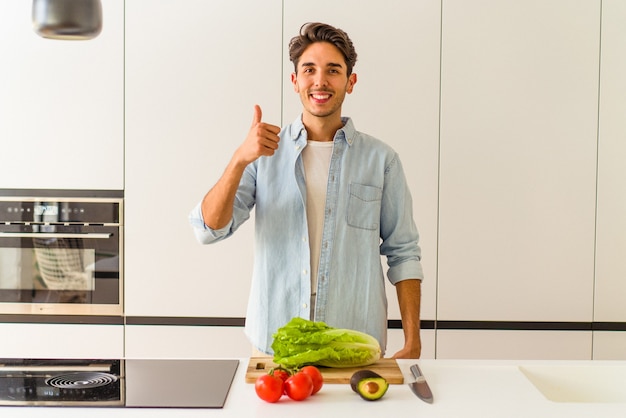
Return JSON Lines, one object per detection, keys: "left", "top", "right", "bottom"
{"left": 300, "top": 62, "right": 345, "bottom": 69}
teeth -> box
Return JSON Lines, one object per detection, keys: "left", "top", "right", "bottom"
{"left": 312, "top": 94, "right": 330, "bottom": 100}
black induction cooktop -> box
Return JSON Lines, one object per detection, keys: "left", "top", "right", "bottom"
{"left": 0, "top": 358, "right": 239, "bottom": 408}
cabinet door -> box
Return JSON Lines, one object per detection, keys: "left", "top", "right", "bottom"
{"left": 593, "top": 332, "right": 626, "bottom": 360}
{"left": 437, "top": 0, "right": 599, "bottom": 323}
{"left": 124, "top": 0, "right": 282, "bottom": 317}
{"left": 0, "top": 324, "right": 123, "bottom": 359}
{"left": 125, "top": 325, "right": 251, "bottom": 359}
{"left": 437, "top": 330, "right": 591, "bottom": 360}
{"left": 594, "top": 0, "right": 626, "bottom": 323}
{"left": 283, "top": 0, "right": 441, "bottom": 329}
{"left": 0, "top": 0, "right": 123, "bottom": 190}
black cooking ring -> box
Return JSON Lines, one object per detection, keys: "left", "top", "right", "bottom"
{"left": 46, "top": 372, "right": 118, "bottom": 389}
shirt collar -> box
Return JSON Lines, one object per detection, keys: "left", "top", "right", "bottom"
{"left": 289, "top": 115, "right": 356, "bottom": 146}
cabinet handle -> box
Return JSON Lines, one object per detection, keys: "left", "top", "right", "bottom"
{"left": 0, "top": 232, "right": 112, "bottom": 239}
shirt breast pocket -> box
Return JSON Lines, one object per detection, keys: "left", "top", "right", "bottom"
{"left": 347, "top": 183, "right": 383, "bottom": 230}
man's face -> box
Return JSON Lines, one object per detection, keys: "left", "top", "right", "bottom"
{"left": 291, "top": 42, "right": 357, "bottom": 121}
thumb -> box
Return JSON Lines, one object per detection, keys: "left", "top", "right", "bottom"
{"left": 251, "top": 104, "right": 262, "bottom": 127}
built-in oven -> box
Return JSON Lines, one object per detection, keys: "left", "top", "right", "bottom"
{"left": 0, "top": 193, "right": 122, "bottom": 316}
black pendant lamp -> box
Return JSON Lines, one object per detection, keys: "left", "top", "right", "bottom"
{"left": 32, "top": 0, "right": 103, "bottom": 40}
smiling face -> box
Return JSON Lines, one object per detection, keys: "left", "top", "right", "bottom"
{"left": 291, "top": 42, "right": 357, "bottom": 126}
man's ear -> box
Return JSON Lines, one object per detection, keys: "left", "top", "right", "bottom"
{"left": 291, "top": 72, "right": 299, "bottom": 92}
{"left": 347, "top": 73, "right": 357, "bottom": 94}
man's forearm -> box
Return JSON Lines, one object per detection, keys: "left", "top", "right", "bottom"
{"left": 394, "top": 278, "right": 422, "bottom": 358}
{"left": 200, "top": 157, "right": 247, "bottom": 229}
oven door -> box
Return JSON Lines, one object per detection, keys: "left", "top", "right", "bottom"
{"left": 0, "top": 224, "right": 122, "bottom": 316}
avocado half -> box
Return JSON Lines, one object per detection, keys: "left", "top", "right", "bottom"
{"left": 350, "top": 370, "right": 389, "bottom": 401}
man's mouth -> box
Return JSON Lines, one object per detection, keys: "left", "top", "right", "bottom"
{"left": 310, "top": 92, "right": 332, "bottom": 102}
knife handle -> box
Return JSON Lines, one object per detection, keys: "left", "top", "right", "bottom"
{"left": 410, "top": 364, "right": 424, "bottom": 379}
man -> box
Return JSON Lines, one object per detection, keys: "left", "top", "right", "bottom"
{"left": 189, "top": 22, "right": 423, "bottom": 358}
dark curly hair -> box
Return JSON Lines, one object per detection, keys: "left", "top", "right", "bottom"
{"left": 288, "top": 22, "right": 358, "bottom": 76}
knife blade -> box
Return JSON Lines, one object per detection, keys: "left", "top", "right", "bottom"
{"left": 409, "top": 364, "right": 433, "bottom": 403}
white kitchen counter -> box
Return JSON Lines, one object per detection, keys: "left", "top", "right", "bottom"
{"left": 2, "top": 359, "right": 625, "bottom": 417}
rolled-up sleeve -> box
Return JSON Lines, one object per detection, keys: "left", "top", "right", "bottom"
{"left": 380, "top": 155, "right": 424, "bottom": 284}
{"left": 188, "top": 202, "right": 234, "bottom": 244}
{"left": 188, "top": 161, "right": 257, "bottom": 245}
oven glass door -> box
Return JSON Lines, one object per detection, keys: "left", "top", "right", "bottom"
{"left": 0, "top": 224, "right": 121, "bottom": 313}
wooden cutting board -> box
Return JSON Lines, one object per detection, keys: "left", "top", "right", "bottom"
{"left": 245, "top": 357, "right": 404, "bottom": 384}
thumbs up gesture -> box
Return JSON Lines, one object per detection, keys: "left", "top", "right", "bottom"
{"left": 234, "top": 105, "right": 281, "bottom": 165}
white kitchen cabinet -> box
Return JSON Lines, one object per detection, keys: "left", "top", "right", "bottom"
{"left": 594, "top": 0, "right": 626, "bottom": 325}
{"left": 437, "top": 0, "right": 600, "bottom": 330}
{"left": 436, "top": 330, "right": 592, "bottom": 360}
{"left": 0, "top": 323, "right": 123, "bottom": 359}
{"left": 124, "top": 0, "right": 282, "bottom": 318}
{"left": 124, "top": 325, "right": 251, "bottom": 359}
{"left": 592, "top": 332, "right": 626, "bottom": 360}
{"left": 0, "top": 0, "right": 124, "bottom": 190}
{"left": 283, "top": 0, "right": 441, "bottom": 328}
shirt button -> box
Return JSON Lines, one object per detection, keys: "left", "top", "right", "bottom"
{"left": 303, "top": 270, "right": 308, "bottom": 275}
{"left": 303, "top": 303, "right": 308, "bottom": 309}
{"left": 302, "top": 236, "right": 307, "bottom": 242}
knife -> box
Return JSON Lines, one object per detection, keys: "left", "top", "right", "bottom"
{"left": 409, "top": 364, "right": 433, "bottom": 403}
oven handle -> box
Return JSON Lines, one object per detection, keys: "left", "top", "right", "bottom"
{"left": 0, "top": 232, "right": 112, "bottom": 239}
{"left": 0, "top": 364, "right": 113, "bottom": 373}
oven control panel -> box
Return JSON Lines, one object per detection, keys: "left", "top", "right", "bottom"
{"left": 0, "top": 199, "right": 121, "bottom": 224}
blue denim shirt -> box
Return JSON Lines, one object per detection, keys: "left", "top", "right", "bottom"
{"left": 189, "top": 116, "right": 423, "bottom": 354}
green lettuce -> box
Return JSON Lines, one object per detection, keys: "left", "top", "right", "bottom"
{"left": 271, "top": 317, "right": 381, "bottom": 368}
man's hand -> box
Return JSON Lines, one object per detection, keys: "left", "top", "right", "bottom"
{"left": 200, "top": 105, "right": 280, "bottom": 230}
{"left": 392, "top": 341, "right": 422, "bottom": 359}
{"left": 234, "top": 105, "right": 281, "bottom": 165}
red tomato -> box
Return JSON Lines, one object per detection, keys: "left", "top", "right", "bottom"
{"left": 271, "top": 368, "right": 290, "bottom": 383}
{"left": 255, "top": 374, "right": 284, "bottom": 403}
{"left": 284, "top": 372, "right": 313, "bottom": 401}
{"left": 299, "top": 366, "right": 324, "bottom": 395}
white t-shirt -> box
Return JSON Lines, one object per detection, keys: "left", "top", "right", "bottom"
{"left": 301, "top": 140, "right": 333, "bottom": 319}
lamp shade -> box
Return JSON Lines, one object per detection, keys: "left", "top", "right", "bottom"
{"left": 32, "top": 0, "right": 102, "bottom": 40}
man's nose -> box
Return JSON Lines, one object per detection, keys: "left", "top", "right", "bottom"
{"left": 314, "top": 73, "right": 328, "bottom": 87}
